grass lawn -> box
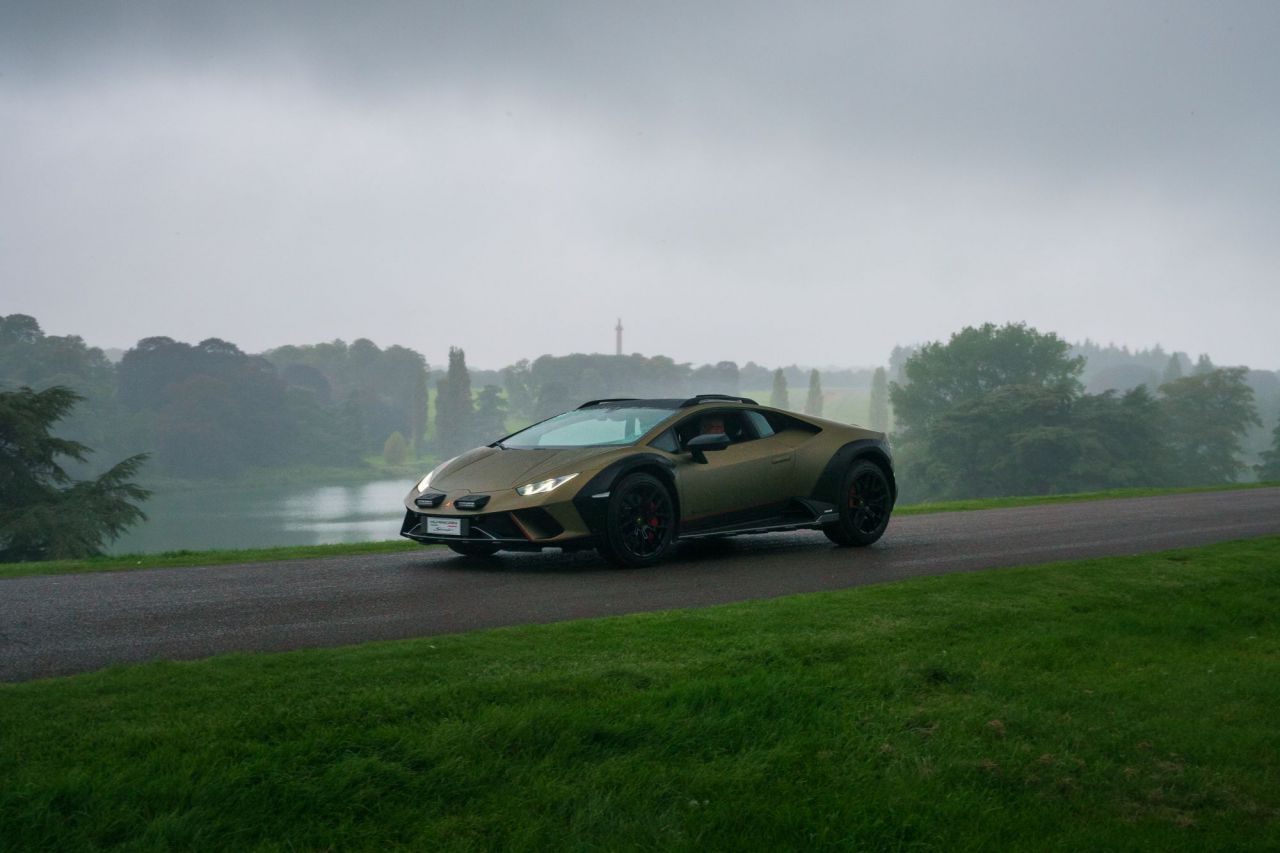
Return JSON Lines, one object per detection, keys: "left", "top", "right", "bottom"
{"left": 894, "top": 480, "right": 1280, "bottom": 515}
{"left": 2, "top": 537, "right": 1277, "bottom": 850}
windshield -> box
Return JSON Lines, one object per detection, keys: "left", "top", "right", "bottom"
{"left": 499, "top": 406, "right": 675, "bottom": 448}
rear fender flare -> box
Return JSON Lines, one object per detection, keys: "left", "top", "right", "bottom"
{"left": 810, "top": 439, "right": 896, "bottom": 508}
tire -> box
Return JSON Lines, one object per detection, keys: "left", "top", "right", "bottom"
{"left": 596, "top": 472, "right": 678, "bottom": 568}
{"left": 447, "top": 541, "right": 502, "bottom": 557}
{"left": 822, "top": 459, "right": 893, "bottom": 547}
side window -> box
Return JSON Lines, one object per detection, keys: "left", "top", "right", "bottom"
{"left": 764, "top": 411, "right": 823, "bottom": 435}
{"left": 745, "top": 410, "right": 775, "bottom": 439}
{"left": 673, "top": 410, "right": 752, "bottom": 445}
{"left": 649, "top": 428, "right": 679, "bottom": 453}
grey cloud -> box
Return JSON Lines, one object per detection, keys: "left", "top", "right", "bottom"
{"left": 1, "top": 1, "right": 1277, "bottom": 369}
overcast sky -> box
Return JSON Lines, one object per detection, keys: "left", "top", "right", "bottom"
{"left": 2, "top": 1, "right": 1277, "bottom": 370}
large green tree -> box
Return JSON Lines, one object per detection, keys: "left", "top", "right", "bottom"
{"left": 1160, "top": 369, "right": 1259, "bottom": 485}
{"left": 890, "top": 323, "right": 1084, "bottom": 441}
{"left": 0, "top": 387, "right": 149, "bottom": 561}
{"left": 1258, "top": 421, "right": 1280, "bottom": 482}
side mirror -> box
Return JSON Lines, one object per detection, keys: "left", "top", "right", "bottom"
{"left": 686, "top": 432, "right": 730, "bottom": 464}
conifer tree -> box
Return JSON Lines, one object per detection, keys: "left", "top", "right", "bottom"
{"left": 1193, "top": 353, "right": 1215, "bottom": 376}
{"left": 434, "top": 347, "right": 474, "bottom": 457}
{"left": 1161, "top": 353, "right": 1184, "bottom": 386}
{"left": 769, "top": 368, "right": 790, "bottom": 411}
{"left": 804, "top": 369, "right": 823, "bottom": 416}
{"left": 0, "top": 386, "right": 150, "bottom": 560}
{"left": 382, "top": 431, "right": 408, "bottom": 466}
{"left": 473, "top": 385, "right": 508, "bottom": 441}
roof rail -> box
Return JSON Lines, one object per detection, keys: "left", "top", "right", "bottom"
{"left": 678, "top": 394, "right": 759, "bottom": 407}
{"left": 577, "top": 397, "right": 640, "bottom": 409}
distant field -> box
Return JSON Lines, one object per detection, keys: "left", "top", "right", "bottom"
{"left": 742, "top": 387, "right": 876, "bottom": 426}
{"left": 2, "top": 537, "right": 1277, "bottom": 849}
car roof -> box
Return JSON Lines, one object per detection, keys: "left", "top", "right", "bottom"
{"left": 577, "top": 394, "right": 759, "bottom": 410}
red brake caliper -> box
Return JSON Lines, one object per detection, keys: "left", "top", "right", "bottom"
{"left": 646, "top": 501, "right": 659, "bottom": 540}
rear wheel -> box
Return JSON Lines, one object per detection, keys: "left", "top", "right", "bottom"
{"left": 823, "top": 460, "right": 893, "bottom": 547}
{"left": 447, "top": 541, "right": 501, "bottom": 557}
{"left": 597, "top": 473, "right": 677, "bottom": 568}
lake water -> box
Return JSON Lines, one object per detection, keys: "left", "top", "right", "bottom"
{"left": 108, "top": 479, "right": 413, "bottom": 554}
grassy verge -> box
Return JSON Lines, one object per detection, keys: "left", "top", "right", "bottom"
{"left": 0, "top": 540, "right": 424, "bottom": 580}
{"left": 895, "top": 480, "right": 1280, "bottom": 515}
{"left": 2, "top": 481, "right": 1275, "bottom": 580}
{"left": 3, "top": 537, "right": 1277, "bottom": 849}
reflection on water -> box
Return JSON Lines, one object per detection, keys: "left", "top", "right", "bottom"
{"left": 108, "top": 479, "right": 412, "bottom": 554}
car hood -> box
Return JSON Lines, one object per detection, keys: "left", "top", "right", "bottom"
{"left": 430, "top": 446, "right": 613, "bottom": 492}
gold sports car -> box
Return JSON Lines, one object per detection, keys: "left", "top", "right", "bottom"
{"left": 401, "top": 394, "right": 895, "bottom": 567}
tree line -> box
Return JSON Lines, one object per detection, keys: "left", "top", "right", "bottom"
{"left": 889, "top": 323, "right": 1277, "bottom": 502}
{"left": 4, "top": 313, "right": 1279, "bottom": 559}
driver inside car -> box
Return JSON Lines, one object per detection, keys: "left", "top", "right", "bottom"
{"left": 699, "top": 414, "right": 726, "bottom": 436}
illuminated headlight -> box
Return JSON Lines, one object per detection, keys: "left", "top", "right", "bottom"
{"left": 516, "top": 473, "right": 579, "bottom": 496}
{"left": 415, "top": 459, "right": 453, "bottom": 492}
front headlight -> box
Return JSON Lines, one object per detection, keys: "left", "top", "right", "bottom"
{"left": 415, "top": 459, "right": 454, "bottom": 492}
{"left": 516, "top": 473, "right": 579, "bottom": 496}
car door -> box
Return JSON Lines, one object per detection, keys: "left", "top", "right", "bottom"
{"left": 672, "top": 409, "right": 793, "bottom": 524}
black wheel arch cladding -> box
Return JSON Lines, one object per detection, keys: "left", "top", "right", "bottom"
{"left": 572, "top": 453, "right": 679, "bottom": 535}
{"left": 810, "top": 439, "right": 897, "bottom": 507}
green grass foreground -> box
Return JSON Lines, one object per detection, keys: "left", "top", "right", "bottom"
{"left": 2, "top": 538, "right": 1278, "bottom": 850}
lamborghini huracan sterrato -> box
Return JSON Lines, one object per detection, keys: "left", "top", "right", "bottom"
{"left": 401, "top": 395, "right": 895, "bottom": 567}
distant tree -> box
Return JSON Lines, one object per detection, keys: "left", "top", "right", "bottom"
{"left": 1085, "top": 364, "right": 1159, "bottom": 395}
{"left": 434, "top": 347, "right": 474, "bottom": 457}
{"left": 1258, "top": 421, "right": 1280, "bottom": 481}
{"left": 1161, "top": 353, "right": 1184, "bottom": 385}
{"left": 1160, "top": 369, "right": 1259, "bottom": 485}
{"left": 869, "top": 367, "right": 890, "bottom": 432}
{"left": 1193, "top": 353, "right": 1215, "bottom": 376}
{"left": 473, "top": 385, "right": 509, "bottom": 441}
{"left": 1070, "top": 386, "right": 1170, "bottom": 489}
{"left": 804, "top": 369, "right": 823, "bottom": 416}
{"left": 692, "top": 361, "right": 740, "bottom": 395}
{"left": 0, "top": 314, "right": 123, "bottom": 468}
{"left": 739, "top": 361, "right": 772, "bottom": 389}
{"left": 338, "top": 391, "right": 367, "bottom": 458}
{"left": 890, "top": 323, "right": 1083, "bottom": 443}
{"left": 770, "top": 368, "right": 790, "bottom": 410}
{"left": 914, "top": 383, "right": 1169, "bottom": 501}
{"left": 382, "top": 431, "right": 408, "bottom": 466}
{"left": 500, "top": 359, "right": 534, "bottom": 420}
{"left": 0, "top": 387, "right": 149, "bottom": 561}
{"left": 533, "top": 381, "right": 575, "bottom": 421}
{"left": 888, "top": 345, "right": 917, "bottom": 383}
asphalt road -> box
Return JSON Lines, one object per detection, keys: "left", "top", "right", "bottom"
{"left": 3, "top": 488, "right": 1279, "bottom": 682}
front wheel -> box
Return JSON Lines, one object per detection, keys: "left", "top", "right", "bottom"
{"left": 597, "top": 472, "right": 678, "bottom": 568}
{"left": 822, "top": 460, "right": 893, "bottom": 547}
{"left": 447, "top": 541, "right": 501, "bottom": 557}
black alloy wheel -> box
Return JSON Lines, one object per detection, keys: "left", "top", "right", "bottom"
{"left": 598, "top": 472, "right": 677, "bottom": 567}
{"left": 447, "top": 541, "right": 502, "bottom": 558}
{"left": 823, "top": 459, "right": 893, "bottom": 547}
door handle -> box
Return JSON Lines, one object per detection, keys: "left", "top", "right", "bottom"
{"left": 771, "top": 454, "right": 792, "bottom": 464}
